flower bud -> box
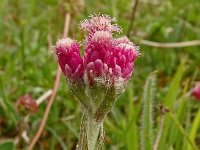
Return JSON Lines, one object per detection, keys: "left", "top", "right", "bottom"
{"left": 56, "top": 38, "right": 89, "bottom": 107}
{"left": 80, "top": 14, "right": 121, "bottom": 40}
{"left": 56, "top": 38, "right": 84, "bottom": 82}
{"left": 192, "top": 83, "right": 200, "bottom": 100}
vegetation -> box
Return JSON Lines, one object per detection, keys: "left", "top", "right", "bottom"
{"left": 0, "top": 0, "right": 200, "bottom": 149}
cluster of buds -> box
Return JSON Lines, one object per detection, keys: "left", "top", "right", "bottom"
{"left": 56, "top": 14, "right": 139, "bottom": 149}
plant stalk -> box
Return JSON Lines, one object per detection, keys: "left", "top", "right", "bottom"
{"left": 76, "top": 112, "right": 104, "bottom": 150}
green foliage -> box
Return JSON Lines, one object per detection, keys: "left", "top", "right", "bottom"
{"left": 0, "top": 140, "right": 14, "bottom": 150}
{"left": 159, "top": 58, "right": 186, "bottom": 149}
{"left": 188, "top": 109, "right": 200, "bottom": 150}
{"left": 125, "top": 82, "right": 138, "bottom": 150}
{"left": 140, "top": 73, "right": 156, "bottom": 150}
{"left": 0, "top": 0, "right": 200, "bottom": 149}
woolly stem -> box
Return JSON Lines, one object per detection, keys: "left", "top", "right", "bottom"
{"left": 77, "top": 112, "right": 104, "bottom": 150}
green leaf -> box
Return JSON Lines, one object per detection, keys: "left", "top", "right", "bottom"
{"left": 140, "top": 73, "right": 156, "bottom": 150}
{"left": 187, "top": 109, "right": 200, "bottom": 150}
{"left": 159, "top": 59, "right": 186, "bottom": 149}
{"left": 47, "top": 126, "right": 68, "bottom": 150}
{"left": 125, "top": 82, "right": 138, "bottom": 150}
{"left": 169, "top": 112, "right": 198, "bottom": 150}
{"left": 0, "top": 140, "right": 14, "bottom": 150}
{"left": 174, "top": 79, "right": 190, "bottom": 149}
{"left": 163, "top": 59, "right": 186, "bottom": 109}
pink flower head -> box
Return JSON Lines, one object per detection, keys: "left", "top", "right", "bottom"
{"left": 80, "top": 14, "right": 121, "bottom": 40}
{"left": 56, "top": 38, "right": 84, "bottom": 81}
{"left": 56, "top": 15, "right": 139, "bottom": 143}
{"left": 56, "top": 14, "right": 138, "bottom": 90}
{"left": 84, "top": 31, "right": 138, "bottom": 85}
{"left": 192, "top": 83, "right": 200, "bottom": 100}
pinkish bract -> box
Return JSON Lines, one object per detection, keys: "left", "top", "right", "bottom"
{"left": 56, "top": 14, "right": 139, "bottom": 150}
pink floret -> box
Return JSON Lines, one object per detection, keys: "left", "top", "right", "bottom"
{"left": 56, "top": 38, "right": 84, "bottom": 80}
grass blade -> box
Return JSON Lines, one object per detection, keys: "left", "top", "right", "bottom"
{"left": 159, "top": 59, "right": 186, "bottom": 149}
{"left": 168, "top": 112, "right": 198, "bottom": 150}
{"left": 47, "top": 126, "right": 68, "bottom": 150}
{"left": 126, "top": 82, "right": 138, "bottom": 150}
{"left": 187, "top": 109, "right": 200, "bottom": 150}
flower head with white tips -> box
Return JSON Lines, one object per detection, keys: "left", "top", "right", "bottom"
{"left": 80, "top": 14, "right": 122, "bottom": 41}
{"left": 56, "top": 13, "right": 139, "bottom": 96}
{"left": 56, "top": 13, "right": 139, "bottom": 150}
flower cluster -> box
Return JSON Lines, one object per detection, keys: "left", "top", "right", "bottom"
{"left": 56, "top": 14, "right": 139, "bottom": 149}
{"left": 56, "top": 14, "right": 139, "bottom": 114}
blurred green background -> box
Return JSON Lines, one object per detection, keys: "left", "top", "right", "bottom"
{"left": 0, "top": 0, "right": 200, "bottom": 149}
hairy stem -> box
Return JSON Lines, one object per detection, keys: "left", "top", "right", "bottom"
{"left": 77, "top": 114, "right": 88, "bottom": 150}
{"left": 77, "top": 112, "right": 103, "bottom": 150}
